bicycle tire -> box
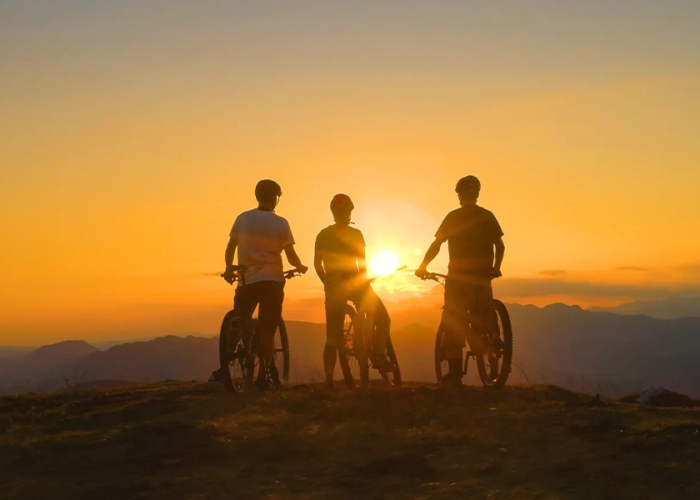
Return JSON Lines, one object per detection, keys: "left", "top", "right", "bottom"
{"left": 476, "top": 299, "right": 513, "bottom": 388}
{"left": 434, "top": 325, "right": 464, "bottom": 383}
{"left": 338, "top": 305, "right": 369, "bottom": 391}
{"left": 381, "top": 335, "right": 402, "bottom": 387}
{"left": 274, "top": 318, "right": 290, "bottom": 384}
{"left": 250, "top": 317, "right": 290, "bottom": 386}
{"left": 219, "top": 310, "right": 254, "bottom": 392}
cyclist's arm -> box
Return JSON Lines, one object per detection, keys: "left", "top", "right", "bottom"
{"left": 224, "top": 236, "right": 237, "bottom": 269}
{"left": 416, "top": 238, "right": 444, "bottom": 274}
{"left": 494, "top": 237, "right": 505, "bottom": 274}
{"left": 284, "top": 244, "right": 308, "bottom": 273}
{"left": 314, "top": 251, "right": 326, "bottom": 284}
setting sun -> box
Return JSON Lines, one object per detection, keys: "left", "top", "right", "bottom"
{"left": 368, "top": 249, "right": 402, "bottom": 278}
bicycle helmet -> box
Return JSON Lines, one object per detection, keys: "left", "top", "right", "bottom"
{"left": 255, "top": 179, "right": 282, "bottom": 201}
{"left": 330, "top": 193, "right": 354, "bottom": 214}
{"left": 455, "top": 175, "right": 481, "bottom": 197}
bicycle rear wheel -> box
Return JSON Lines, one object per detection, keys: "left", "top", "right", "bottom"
{"left": 475, "top": 299, "right": 513, "bottom": 388}
{"left": 219, "top": 310, "right": 254, "bottom": 393}
{"left": 249, "top": 318, "right": 289, "bottom": 387}
{"left": 434, "top": 325, "right": 464, "bottom": 383}
{"left": 380, "top": 336, "right": 402, "bottom": 387}
{"left": 338, "top": 305, "right": 369, "bottom": 391}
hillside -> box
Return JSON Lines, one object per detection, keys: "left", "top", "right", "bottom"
{"left": 0, "top": 340, "right": 99, "bottom": 393}
{"left": 2, "top": 382, "right": 700, "bottom": 500}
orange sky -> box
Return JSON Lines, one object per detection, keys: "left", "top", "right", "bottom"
{"left": 2, "top": 2, "right": 700, "bottom": 344}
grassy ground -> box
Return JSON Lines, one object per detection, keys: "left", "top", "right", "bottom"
{"left": 1, "top": 381, "right": 699, "bottom": 500}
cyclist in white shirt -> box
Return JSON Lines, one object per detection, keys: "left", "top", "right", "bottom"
{"left": 222, "top": 179, "right": 308, "bottom": 390}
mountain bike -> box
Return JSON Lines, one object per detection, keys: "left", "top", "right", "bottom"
{"left": 337, "top": 274, "right": 403, "bottom": 391}
{"left": 423, "top": 273, "right": 513, "bottom": 388}
{"left": 218, "top": 266, "right": 302, "bottom": 393}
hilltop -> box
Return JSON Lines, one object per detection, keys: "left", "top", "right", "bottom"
{"left": 2, "top": 382, "right": 699, "bottom": 500}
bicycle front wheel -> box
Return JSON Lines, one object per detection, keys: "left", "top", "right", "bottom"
{"left": 380, "top": 336, "right": 402, "bottom": 387}
{"left": 434, "top": 325, "right": 464, "bottom": 384}
{"left": 219, "top": 310, "right": 254, "bottom": 393}
{"left": 475, "top": 299, "right": 513, "bottom": 388}
{"left": 249, "top": 318, "right": 290, "bottom": 387}
{"left": 338, "top": 305, "right": 369, "bottom": 391}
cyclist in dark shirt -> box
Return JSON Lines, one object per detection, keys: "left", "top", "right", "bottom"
{"left": 416, "top": 175, "right": 505, "bottom": 385}
{"left": 314, "top": 194, "right": 392, "bottom": 390}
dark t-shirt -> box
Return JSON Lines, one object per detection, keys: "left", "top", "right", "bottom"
{"left": 435, "top": 205, "right": 503, "bottom": 277}
{"left": 315, "top": 225, "right": 366, "bottom": 276}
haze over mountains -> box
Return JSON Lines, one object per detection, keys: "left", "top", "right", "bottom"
{"left": 1, "top": 303, "right": 699, "bottom": 397}
{"left": 590, "top": 296, "right": 700, "bottom": 320}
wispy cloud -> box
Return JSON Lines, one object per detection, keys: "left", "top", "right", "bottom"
{"left": 539, "top": 270, "right": 567, "bottom": 277}
{"left": 496, "top": 278, "right": 700, "bottom": 301}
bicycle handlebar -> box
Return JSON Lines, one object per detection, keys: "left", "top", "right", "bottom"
{"left": 420, "top": 271, "right": 501, "bottom": 283}
{"left": 428, "top": 272, "right": 448, "bottom": 280}
{"left": 220, "top": 267, "right": 305, "bottom": 284}
{"left": 418, "top": 272, "right": 446, "bottom": 284}
{"left": 283, "top": 269, "right": 305, "bottom": 280}
{"left": 219, "top": 265, "right": 247, "bottom": 278}
{"left": 368, "top": 265, "right": 408, "bottom": 283}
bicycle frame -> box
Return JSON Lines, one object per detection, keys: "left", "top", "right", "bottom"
{"left": 420, "top": 271, "right": 511, "bottom": 385}
{"left": 339, "top": 291, "right": 401, "bottom": 389}
{"left": 354, "top": 264, "right": 405, "bottom": 351}
{"left": 346, "top": 301, "right": 374, "bottom": 353}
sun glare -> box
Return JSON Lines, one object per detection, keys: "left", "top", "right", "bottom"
{"left": 368, "top": 249, "right": 401, "bottom": 278}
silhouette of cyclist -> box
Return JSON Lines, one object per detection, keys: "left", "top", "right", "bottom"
{"left": 415, "top": 176, "right": 505, "bottom": 386}
{"left": 314, "top": 194, "right": 392, "bottom": 390}
{"left": 222, "top": 179, "right": 308, "bottom": 390}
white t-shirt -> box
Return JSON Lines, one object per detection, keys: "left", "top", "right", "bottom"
{"left": 230, "top": 209, "right": 295, "bottom": 285}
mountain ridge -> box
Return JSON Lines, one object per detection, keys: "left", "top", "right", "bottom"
{"left": 589, "top": 296, "right": 700, "bottom": 319}
{"left": 2, "top": 306, "right": 699, "bottom": 397}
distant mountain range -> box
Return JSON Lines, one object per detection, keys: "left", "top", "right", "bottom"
{"left": 0, "top": 323, "right": 327, "bottom": 395}
{"left": 0, "top": 346, "right": 34, "bottom": 358}
{"left": 589, "top": 296, "right": 700, "bottom": 319}
{"left": 1, "top": 305, "right": 699, "bottom": 397}
{"left": 505, "top": 303, "right": 700, "bottom": 397}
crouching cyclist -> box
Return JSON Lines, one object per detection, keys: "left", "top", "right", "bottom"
{"left": 222, "top": 179, "right": 308, "bottom": 391}
{"left": 314, "top": 194, "right": 392, "bottom": 390}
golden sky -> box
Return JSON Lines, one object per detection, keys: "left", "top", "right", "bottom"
{"left": 2, "top": 1, "right": 700, "bottom": 344}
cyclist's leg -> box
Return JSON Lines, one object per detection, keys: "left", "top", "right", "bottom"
{"left": 464, "top": 281, "right": 494, "bottom": 353}
{"left": 441, "top": 279, "right": 469, "bottom": 377}
{"left": 233, "top": 284, "right": 258, "bottom": 345}
{"left": 323, "top": 288, "right": 346, "bottom": 385}
{"left": 256, "top": 281, "right": 285, "bottom": 382}
{"left": 472, "top": 283, "right": 496, "bottom": 346}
